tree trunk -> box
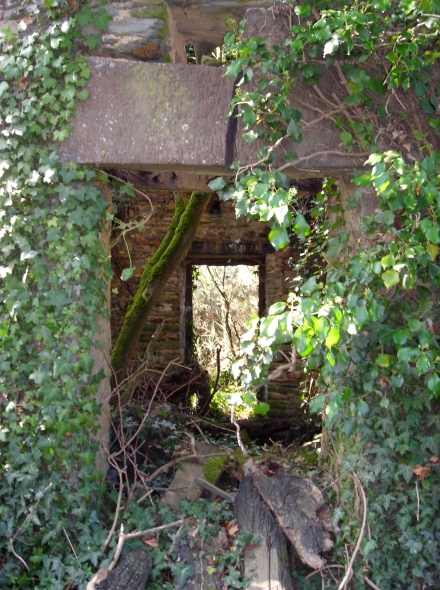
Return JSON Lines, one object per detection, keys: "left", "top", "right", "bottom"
{"left": 111, "top": 191, "right": 210, "bottom": 385}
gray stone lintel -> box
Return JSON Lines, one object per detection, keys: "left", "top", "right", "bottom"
{"left": 59, "top": 57, "right": 358, "bottom": 188}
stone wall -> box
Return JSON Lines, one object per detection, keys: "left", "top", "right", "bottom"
{"left": 0, "top": 0, "right": 272, "bottom": 63}
{"left": 111, "top": 192, "right": 293, "bottom": 362}
{"left": 0, "top": 0, "right": 323, "bottom": 418}
{"left": 110, "top": 183, "right": 321, "bottom": 415}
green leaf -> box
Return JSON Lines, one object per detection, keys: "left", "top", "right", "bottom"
{"left": 226, "top": 60, "right": 243, "bottom": 78}
{"left": 416, "top": 354, "right": 433, "bottom": 374}
{"left": 309, "top": 394, "right": 325, "bottom": 413}
{"left": 243, "top": 130, "right": 258, "bottom": 143}
{"left": 398, "top": 463, "right": 414, "bottom": 483}
{"left": 293, "top": 213, "right": 311, "bottom": 240}
{"left": 242, "top": 391, "right": 256, "bottom": 406}
{"left": 268, "top": 227, "right": 290, "bottom": 250}
{"left": 254, "top": 402, "right": 270, "bottom": 415}
{"left": 420, "top": 97, "right": 437, "bottom": 115}
{"left": 208, "top": 177, "right": 227, "bottom": 192}
{"left": 284, "top": 152, "right": 298, "bottom": 163}
{"left": 268, "top": 302, "right": 287, "bottom": 315}
{"left": 381, "top": 269, "right": 399, "bottom": 288}
{"left": 121, "top": 267, "right": 134, "bottom": 281}
{"left": 243, "top": 106, "right": 256, "bottom": 126}
{"left": 93, "top": 7, "right": 113, "bottom": 31}
{"left": 362, "top": 539, "right": 377, "bottom": 558}
{"left": 294, "top": 4, "right": 312, "bottom": 17}
{"left": 421, "top": 218, "right": 440, "bottom": 244}
{"left": 340, "top": 131, "right": 352, "bottom": 145}
{"left": 376, "top": 354, "right": 391, "bottom": 367}
{"left": 0, "top": 81, "right": 10, "bottom": 98}
{"left": 380, "top": 253, "right": 395, "bottom": 269}
{"left": 366, "top": 77, "right": 386, "bottom": 95}
{"left": 171, "top": 563, "right": 194, "bottom": 589}
{"left": 287, "top": 119, "right": 302, "bottom": 142}
{"left": 397, "top": 347, "right": 419, "bottom": 362}
{"left": 427, "top": 373, "right": 440, "bottom": 396}
{"left": 300, "top": 276, "right": 320, "bottom": 294}
{"left": 393, "top": 327, "right": 409, "bottom": 345}
{"left": 77, "top": 89, "right": 89, "bottom": 101}
{"left": 260, "top": 315, "right": 279, "bottom": 339}
{"left": 325, "top": 327, "right": 340, "bottom": 349}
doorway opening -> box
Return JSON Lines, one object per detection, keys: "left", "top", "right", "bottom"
{"left": 185, "top": 259, "right": 265, "bottom": 377}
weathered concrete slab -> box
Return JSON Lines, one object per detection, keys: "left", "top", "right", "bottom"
{"left": 59, "top": 58, "right": 235, "bottom": 175}
{"left": 160, "top": 442, "right": 219, "bottom": 508}
{"left": 59, "top": 57, "right": 358, "bottom": 184}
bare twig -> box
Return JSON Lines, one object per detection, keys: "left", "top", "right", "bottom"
{"left": 168, "top": 521, "right": 185, "bottom": 555}
{"left": 9, "top": 482, "right": 53, "bottom": 571}
{"left": 63, "top": 527, "right": 78, "bottom": 559}
{"left": 338, "top": 474, "right": 368, "bottom": 590}
{"left": 136, "top": 488, "right": 154, "bottom": 505}
{"left": 304, "top": 564, "right": 345, "bottom": 579}
{"left": 200, "top": 344, "right": 222, "bottom": 414}
{"left": 103, "top": 456, "right": 125, "bottom": 551}
{"left": 267, "top": 351, "right": 297, "bottom": 382}
{"left": 415, "top": 481, "right": 420, "bottom": 522}
{"left": 186, "top": 416, "right": 235, "bottom": 434}
{"left": 93, "top": 167, "right": 153, "bottom": 212}
{"left": 278, "top": 149, "right": 368, "bottom": 171}
{"left": 231, "top": 406, "right": 248, "bottom": 455}
{"left": 194, "top": 477, "right": 235, "bottom": 502}
{"left": 108, "top": 519, "right": 186, "bottom": 571}
{"left": 235, "top": 134, "right": 288, "bottom": 178}
{"left": 365, "top": 576, "right": 383, "bottom": 590}
{"left": 111, "top": 358, "right": 179, "bottom": 461}
{"left": 9, "top": 542, "right": 30, "bottom": 572}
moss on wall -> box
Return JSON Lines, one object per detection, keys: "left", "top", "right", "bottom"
{"left": 111, "top": 191, "right": 210, "bottom": 391}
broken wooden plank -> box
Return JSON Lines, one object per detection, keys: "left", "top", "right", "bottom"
{"left": 234, "top": 475, "right": 293, "bottom": 590}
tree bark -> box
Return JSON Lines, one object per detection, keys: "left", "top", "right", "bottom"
{"left": 235, "top": 475, "right": 293, "bottom": 590}
{"left": 111, "top": 191, "right": 210, "bottom": 385}
{"left": 95, "top": 550, "right": 152, "bottom": 590}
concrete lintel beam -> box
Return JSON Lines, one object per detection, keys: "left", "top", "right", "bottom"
{"left": 59, "top": 57, "right": 358, "bottom": 182}
{"left": 59, "top": 58, "right": 235, "bottom": 173}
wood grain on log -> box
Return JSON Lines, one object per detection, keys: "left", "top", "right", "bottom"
{"left": 96, "top": 549, "right": 151, "bottom": 590}
{"left": 244, "top": 462, "right": 338, "bottom": 570}
{"left": 235, "top": 475, "right": 293, "bottom": 590}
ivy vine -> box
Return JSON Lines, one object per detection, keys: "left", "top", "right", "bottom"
{"left": 212, "top": 1, "right": 440, "bottom": 588}
{"left": 0, "top": 3, "right": 113, "bottom": 587}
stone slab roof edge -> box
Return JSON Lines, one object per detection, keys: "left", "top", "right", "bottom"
{"left": 58, "top": 57, "right": 361, "bottom": 181}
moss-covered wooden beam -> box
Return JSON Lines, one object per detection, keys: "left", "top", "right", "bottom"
{"left": 111, "top": 191, "right": 210, "bottom": 386}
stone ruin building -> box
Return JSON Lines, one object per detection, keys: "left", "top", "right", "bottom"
{"left": 0, "top": 0, "right": 381, "bottom": 419}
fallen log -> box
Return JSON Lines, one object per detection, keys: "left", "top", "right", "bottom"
{"left": 235, "top": 475, "right": 293, "bottom": 590}
{"left": 253, "top": 472, "right": 337, "bottom": 569}
{"left": 90, "top": 549, "right": 152, "bottom": 590}
{"left": 234, "top": 461, "right": 339, "bottom": 575}
{"left": 172, "top": 530, "right": 225, "bottom": 590}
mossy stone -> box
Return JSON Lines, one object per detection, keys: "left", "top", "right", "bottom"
{"left": 202, "top": 455, "right": 227, "bottom": 484}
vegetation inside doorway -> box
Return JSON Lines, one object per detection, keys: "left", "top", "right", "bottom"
{"left": 189, "top": 263, "right": 263, "bottom": 417}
